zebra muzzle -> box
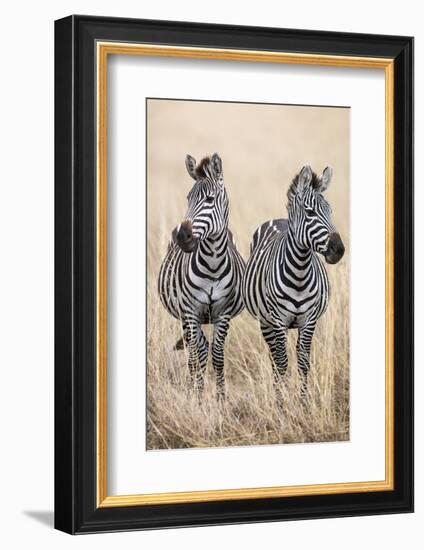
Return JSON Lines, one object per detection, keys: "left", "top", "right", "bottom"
{"left": 324, "top": 232, "right": 345, "bottom": 264}
{"left": 176, "top": 220, "right": 198, "bottom": 253}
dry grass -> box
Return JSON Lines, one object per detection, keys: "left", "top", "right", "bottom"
{"left": 147, "top": 235, "right": 349, "bottom": 451}
{"left": 146, "top": 99, "right": 350, "bottom": 450}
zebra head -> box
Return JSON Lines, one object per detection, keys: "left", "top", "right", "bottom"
{"left": 287, "top": 165, "right": 345, "bottom": 264}
{"left": 176, "top": 153, "right": 229, "bottom": 253}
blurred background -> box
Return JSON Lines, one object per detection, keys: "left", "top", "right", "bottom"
{"left": 147, "top": 98, "right": 350, "bottom": 261}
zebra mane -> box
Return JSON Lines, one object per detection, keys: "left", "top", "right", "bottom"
{"left": 195, "top": 156, "right": 213, "bottom": 178}
{"left": 287, "top": 170, "right": 321, "bottom": 202}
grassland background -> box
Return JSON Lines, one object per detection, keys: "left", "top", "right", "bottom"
{"left": 146, "top": 99, "right": 350, "bottom": 450}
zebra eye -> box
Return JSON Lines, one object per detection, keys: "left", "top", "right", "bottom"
{"left": 305, "top": 207, "right": 315, "bottom": 217}
{"left": 204, "top": 196, "right": 215, "bottom": 205}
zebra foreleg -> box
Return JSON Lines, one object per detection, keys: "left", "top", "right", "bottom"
{"left": 260, "top": 322, "right": 288, "bottom": 405}
{"left": 212, "top": 316, "right": 230, "bottom": 400}
{"left": 182, "top": 320, "right": 209, "bottom": 398}
{"left": 296, "top": 323, "right": 316, "bottom": 399}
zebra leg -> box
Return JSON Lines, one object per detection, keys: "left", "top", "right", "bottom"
{"left": 182, "top": 319, "right": 209, "bottom": 397}
{"left": 296, "top": 323, "right": 316, "bottom": 398}
{"left": 212, "top": 316, "right": 230, "bottom": 400}
{"left": 260, "top": 321, "right": 288, "bottom": 404}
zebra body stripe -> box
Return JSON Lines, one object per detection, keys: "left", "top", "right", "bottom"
{"left": 243, "top": 219, "right": 330, "bottom": 329}
{"left": 159, "top": 231, "right": 245, "bottom": 324}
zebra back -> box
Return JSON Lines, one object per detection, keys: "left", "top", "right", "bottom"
{"left": 250, "top": 218, "right": 289, "bottom": 253}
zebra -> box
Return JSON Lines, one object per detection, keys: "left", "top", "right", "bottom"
{"left": 242, "top": 164, "right": 345, "bottom": 403}
{"left": 158, "top": 153, "right": 245, "bottom": 399}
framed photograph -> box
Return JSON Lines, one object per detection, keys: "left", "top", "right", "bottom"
{"left": 54, "top": 15, "right": 413, "bottom": 534}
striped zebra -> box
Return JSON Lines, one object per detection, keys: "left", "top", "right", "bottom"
{"left": 243, "top": 165, "right": 345, "bottom": 402}
{"left": 158, "top": 153, "right": 245, "bottom": 399}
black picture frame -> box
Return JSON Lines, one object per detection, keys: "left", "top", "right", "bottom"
{"left": 55, "top": 14, "right": 414, "bottom": 534}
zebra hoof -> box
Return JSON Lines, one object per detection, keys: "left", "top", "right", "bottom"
{"left": 274, "top": 395, "right": 286, "bottom": 413}
{"left": 216, "top": 391, "right": 226, "bottom": 404}
{"left": 299, "top": 389, "right": 310, "bottom": 409}
{"left": 189, "top": 389, "right": 204, "bottom": 405}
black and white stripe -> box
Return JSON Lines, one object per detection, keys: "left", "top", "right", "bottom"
{"left": 243, "top": 165, "right": 345, "bottom": 401}
{"left": 158, "top": 153, "right": 245, "bottom": 398}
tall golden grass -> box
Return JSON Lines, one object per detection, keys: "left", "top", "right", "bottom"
{"left": 146, "top": 99, "right": 350, "bottom": 450}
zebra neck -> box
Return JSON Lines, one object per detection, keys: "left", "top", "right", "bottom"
{"left": 195, "top": 229, "right": 230, "bottom": 270}
{"left": 282, "top": 227, "right": 313, "bottom": 279}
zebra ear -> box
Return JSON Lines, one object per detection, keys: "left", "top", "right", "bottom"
{"left": 298, "top": 165, "right": 313, "bottom": 195}
{"left": 211, "top": 153, "right": 223, "bottom": 180}
{"left": 319, "top": 166, "right": 333, "bottom": 192}
{"left": 185, "top": 154, "right": 197, "bottom": 179}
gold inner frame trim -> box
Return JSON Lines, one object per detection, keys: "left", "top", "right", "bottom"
{"left": 96, "top": 42, "right": 395, "bottom": 508}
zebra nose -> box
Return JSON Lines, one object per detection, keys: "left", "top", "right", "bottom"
{"left": 176, "top": 221, "right": 197, "bottom": 252}
{"left": 325, "top": 232, "right": 345, "bottom": 264}
{"left": 177, "top": 222, "right": 193, "bottom": 243}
